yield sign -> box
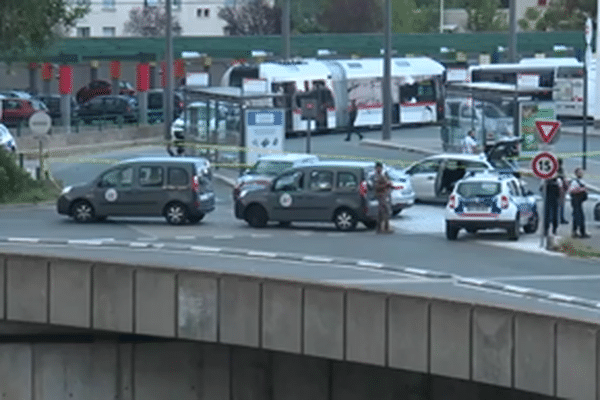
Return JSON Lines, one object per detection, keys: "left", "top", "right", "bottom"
{"left": 535, "top": 120, "right": 561, "bottom": 144}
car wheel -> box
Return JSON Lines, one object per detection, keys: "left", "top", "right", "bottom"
{"left": 334, "top": 208, "right": 357, "bottom": 231}
{"left": 446, "top": 221, "right": 459, "bottom": 240}
{"left": 507, "top": 218, "right": 520, "bottom": 241}
{"left": 188, "top": 213, "right": 205, "bottom": 224}
{"left": 523, "top": 211, "right": 538, "bottom": 234}
{"left": 164, "top": 202, "right": 189, "bottom": 225}
{"left": 71, "top": 200, "right": 95, "bottom": 223}
{"left": 245, "top": 204, "right": 268, "bottom": 228}
{"left": 363, "top": 220, "right": 377, "bottom": 230}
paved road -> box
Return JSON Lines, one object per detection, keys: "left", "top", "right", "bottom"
{"left": 4, "top": 129, "right": 600, "bottom": 322}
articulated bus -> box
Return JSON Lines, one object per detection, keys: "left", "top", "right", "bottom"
{"left": 468, "top": 57, "right": 594, "bottom": 118}
{"left": 221, "top": 57, "right": 445, "bottom": 135}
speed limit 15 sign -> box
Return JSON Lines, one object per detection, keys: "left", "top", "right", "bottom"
{"left": 531, "top": 151, "right": 558, "bottom": 180}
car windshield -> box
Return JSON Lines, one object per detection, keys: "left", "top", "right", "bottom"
{"left": 386, "top": 168, "right": 407, "bottom": 182}
{"left": 252, "top": 160, "right": 294, "bottom": 176}
{"left": 457, "top": 181, "right": 501, "bottom": 197}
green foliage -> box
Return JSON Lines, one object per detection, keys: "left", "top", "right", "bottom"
{"left": 533, "top": 0, "right": 594, "bottom": 31}
{"left": 218, "top": 0, "right": 282, "bottom": 35}
{"left": 0, "top": 0, "right": 88, "bottom": 57}
{"left": 318, "top": 0, "right": 383, "bottom": 33}
{"left": 0, "top": 150, "right": 58, "bottom": 204}
{"left": 123, "top": 6, "right": 182, "bottom": 37}
{"left": 465, "top": 0, "right": 507, "bottom": 32}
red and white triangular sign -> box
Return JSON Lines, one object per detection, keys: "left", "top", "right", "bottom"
{"left": 535, "top": 120, "right": 561, "bottom": 144}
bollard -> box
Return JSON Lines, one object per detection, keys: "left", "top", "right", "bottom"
{"left": 19, "top": 153, "right": 24, "bottom": 169}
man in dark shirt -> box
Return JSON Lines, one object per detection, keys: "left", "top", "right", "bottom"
{"left": 344, "top": 99, "right": 363, "bottom": 141}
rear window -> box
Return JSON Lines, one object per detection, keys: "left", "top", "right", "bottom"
{"left": 457, "top": 181, "right": 501, "bottom": 197}
{"left": 253, "top": 160, "right": 294, "bottom": 176}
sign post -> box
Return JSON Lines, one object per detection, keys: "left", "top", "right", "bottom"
{"left": 28, "top": 111, "right": 52, "bottom": 180}
{"left": 584, "top": 17, "right": 592, "bottom": 170}
{"left": 532, "top": 151, "right": 559, "bottom": 248}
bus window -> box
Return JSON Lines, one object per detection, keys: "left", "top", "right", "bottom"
{"left": 557, "top": 67, "right": 584, "bottom": 78}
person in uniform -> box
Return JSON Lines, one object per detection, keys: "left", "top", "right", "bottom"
{"left": 568, "top": 167, "right": 590, "bottom": 238}
{"left": 374, "top": 161, "right": 393, "bottom": 234}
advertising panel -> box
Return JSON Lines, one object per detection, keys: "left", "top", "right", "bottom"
{"left": 244, "top": 109, "right": 285, "bottom": 165}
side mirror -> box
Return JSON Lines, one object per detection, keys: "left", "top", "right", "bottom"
{"left": 243, "top": 168, "right": 250, "bottom": 175}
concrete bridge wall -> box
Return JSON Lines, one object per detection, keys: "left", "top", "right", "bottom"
{"left": 0, "top": 252, "right": 596, "bottom": 399}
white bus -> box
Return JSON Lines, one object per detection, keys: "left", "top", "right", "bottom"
{"left": 221, "top": 57, "right": 445, "bottom": 135}
{"left": 468, "top": 57, "right": 593, "bottom": 118}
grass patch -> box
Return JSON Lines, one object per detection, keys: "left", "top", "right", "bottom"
{"left": 1, "top": 181, "right": 60, "bottom": 204}
{"left": 557, "top": 238, "right": 600, "bottom": 259}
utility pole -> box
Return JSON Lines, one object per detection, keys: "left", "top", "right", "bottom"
{"left": 595, "top": 0, "right": 600, "bottom": 128}
{"left": 382, "top": 0, "right": 392, "bottom": 141}
{"left": 439, "top": 0, "right": 444, "bottom": 33}
{"left": 165, "top": 0, "right": 174, "bottom": 143}
{"left": 508, "top": 0, "right": 517, "bottom": 62}
{"left": 282, "top": 0, "right": 290, "bottom": 60}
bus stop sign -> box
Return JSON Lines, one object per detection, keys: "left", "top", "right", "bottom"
{"left": 535, "top": 120, "right": 560, "bottom": 144}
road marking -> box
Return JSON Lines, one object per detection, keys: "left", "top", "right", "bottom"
{"left": 302, "top": 255, "right": 333, "bottom": 263}
{"left": 213, "top": 235, "right": 234, "bottom": 240}
{"left": 295, "top": 232, "right": 313, "bottom": 236}
{"left": 247, "top": 251, "right": 277, "bottom": 258}
{"left": 129, "top": 242, "right": 150, "bottom": 248}
{"left": 502, "top": 285, "right": 532, "bottom": 294}
{"left": 190, "top": 245, "right": 221, "bottom": 253}
{"left": 67, "top": 239, "right": 103, "bottom": 246}
{"left": 8, "top": 237, "right": 40, "bottom": 243}
{"left": 357, "top": 260, "right": 384, "bottom": 268}
{"left": 547, "top": 293, "right": 576, "bottom": 302}
{"left": 324, "top": 278, "right": 424, "bottom": 285}
{"left": 175, "top": 236, "right": 196, "bottom": 240}
{"left": 490, "top": 274, "right": 600, "bottom": 282}
{"left": 454, "top": 282, "right": 524, "bottom": 298}
{"left": 250, "top": 233, "right": 272, "bottom": 238}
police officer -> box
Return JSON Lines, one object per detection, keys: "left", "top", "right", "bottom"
{"left": 374, "top": 162, "right": 393, "bottom": 234}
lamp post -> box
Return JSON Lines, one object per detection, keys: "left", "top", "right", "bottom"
{"left": 595, "top": 0, "right": 600, "bottom": 128}
{"left": 439, "top": 0, "right": 444, "bottom": 33}
{"left": 165, "top": 0, "right": 174, "bottom": 143}
{"left": 382, "top": 0, "right": 392, "bottom": 141}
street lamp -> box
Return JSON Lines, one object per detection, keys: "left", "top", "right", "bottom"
{"left": 439, "top": 0, "right": 444, "bottom": 33}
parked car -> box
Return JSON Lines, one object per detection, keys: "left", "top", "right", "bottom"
{"left": 235, "top": 160, "right": 380, "bottom": 231}
{"left": 35, "top": 94, "right": 79, "bottom": 123}
{"left": 445, "top": 170, "right": 538, "bottom": 240}
{"left": 233, "top": 153, "right": 319, "bottom": 200}
{"left": 147, "top": 89, "right": 185, "bottom": 123}
{"left": 75, "top": 80, "right": 135, "bottom": 104}
{"left": 57, "top": 157, "right": 215, "bottom": 224}
{"left": 78, "top": 95, "right": 138, "bottom": 124}
{"left": 0, "top": 90, "right": 33, "bottom": 99}
{"left": 0, "top": 124, "right": 17, "bottom": 152}
{"left": 0, "top": 98, "right": 48, "bottom": 127}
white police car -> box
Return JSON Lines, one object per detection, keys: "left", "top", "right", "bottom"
{"left": 445, "top": 171, "right": 538, "bottom": 240}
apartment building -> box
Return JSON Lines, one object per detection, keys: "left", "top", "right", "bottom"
{"left": 68, "top": 0, "right": 229, "bottom": 37}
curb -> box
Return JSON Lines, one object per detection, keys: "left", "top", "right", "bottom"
{"left": 360, "top": 139, "right": 438, "bottom": 156}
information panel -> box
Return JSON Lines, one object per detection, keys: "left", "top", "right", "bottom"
{"left": 244, "top": 109, "right": 285, "bottom": 165}
{"left": 519, "top": 102, "right": 556, "bottom": 152}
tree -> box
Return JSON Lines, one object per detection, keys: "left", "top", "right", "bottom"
{"left": 526, "top": 0, "right": 595, "bottom": 31}
{"left": 218, "top": 0, "right": 282, "bottom": 36}
{"left": 318, "top": 0, "right": 382, "bottom": 33}
{"left": 465, "top": 0, "right": 507, "bottom": 32}
{"left": 0, "top": 0, "right": 88, "bottom": 57}
{"left": 392, "top": 0, "right": 440, "bottom": 33}
{"left": 124, "top": 6, "right": 182, "bottom": 37}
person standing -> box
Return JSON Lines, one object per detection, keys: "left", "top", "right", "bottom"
{"left": 344, "top": 99, "right": 363, "bottom": 141}
{"left": 462, "top": 129, "right": 478, "bottom": 154}
{"left": 557, "top": 158, "right": 569, "bottom": 224}
{"left": 542, "top": 177, "right": 560, "bottom": 237}
{"left": 374, "top": 161, "right": 393, "bottom": 234}
{"left": 568, "top": 167, "right": 590, "bottom": 238}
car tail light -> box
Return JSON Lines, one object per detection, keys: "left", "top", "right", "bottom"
{"left": 500, "top": 195, "right": 509, "bottom": 209}
{"left": 192, "top": 176, "right": 200, "bottom": 193}
{"left": 359, "top": 181, "right": 367, "bottom": 197}
{"left": 448, "top": 194, "right": 456, "bottom": 209}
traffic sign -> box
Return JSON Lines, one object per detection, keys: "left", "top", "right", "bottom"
{"left": 531, "top": 151, "right": 559, "bottom": 180}
{"left": 534, "top": 120, "right": 561, "bottom": 144}
{"left": 28, "top": 111, "right": 52, "bottom": 135}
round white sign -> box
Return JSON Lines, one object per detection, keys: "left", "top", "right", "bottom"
{"left": 105, "top": 188, "right": 118, "bottom": 202}
{"left": 28, "top": 111, "right": 52, "bottom": 135}
{"left": 279, "top": 193, "right": 292, "bottom": 208}
{"left": 531, "top": 151, "right": 558, "bottom": 180}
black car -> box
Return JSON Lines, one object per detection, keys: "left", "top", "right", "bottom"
{"left": 35, "top": 94, "right": 79, "bottom": 123}
{"left": 78, "top": 95, "right": 138, "bottom": 124}
{"left": 147, "top": 89, "right": 184, "bottom": 123}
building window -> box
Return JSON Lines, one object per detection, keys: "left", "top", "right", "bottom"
{"left": 102, "top": 0, "right": 115, "bottom": 8}
{"left": 103, "top": 27, "right": 116, "bottom": 37}
{"left": 76, "top": 27, "right": 91, "bottom": 37}
{"left": 197, "top": 8, "right": 203, "bottom": 17}
{"left": 196, "top": 8, "right": 210, "bottom": 17}
{"left": 205, "top": 8, "right": 210, "bottom": 17}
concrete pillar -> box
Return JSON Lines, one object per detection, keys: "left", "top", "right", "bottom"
{"left": 49, "top": 259, "right": 92, "bottom": 328}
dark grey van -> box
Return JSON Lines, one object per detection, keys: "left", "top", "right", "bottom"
{"left": 234, "top": 161, "right": 379, "bottom": 231}
{"left": 57, "top": 157, "right": 215, "bottom": 225}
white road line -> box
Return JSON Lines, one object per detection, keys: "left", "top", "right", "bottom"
{"left": 404, "top": 267, "right": 434, "bottom": 276}
{"left": 67, "top": 239, "right": 103, "bottom": 246}
{"left": 547, "top": 293, "right": 576, "bottom": 302}
{"left": 502, "top": 285, "right": 532, "bottom": 294}
{"left": 213, "top": 235, "right": 234, "bottom": 240}
{"left": 324, "top": 278, "right": 424, "bottom": 285}
{"left": 129, "top": 242, "right": 150, "bottom": 248}
{"left": 152, "top": 243, "right": 165, "bottom": 249}
{"left": 175, "top": 236, "right": 196, "bottom": 240}
{"left": 489, "top": 274, "right": 600, "bottom": 282}
{"left": 247, "top": 251, "right": 277, "bottom": 258}
{"left": 8, "top": 237, "right": 40, "bottom": 243}
{"left": 454, "top": 282, "right": 524, "bottom": 298}
{"left": 302, "top": 255, "right": 333, "bottom": 263}
{"left": 250, "top": 233, "right": 272, "bottom": 238}
{"left": 456, "top": 277, "right": 488, "bottom": 286}
{"left": 190, "top": 245, "right": 221, "bottom": 253}
{"left": 295, "top": 232, "right": 313, "bottom": 236}
{"left": 357, "top": 260, "right": 384, "bottom": 268}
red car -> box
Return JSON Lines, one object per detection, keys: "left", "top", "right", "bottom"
{"left": 76, "top": 80, "right": 135, "bottom": 104}
{"left": 1, "top": 98, "right": 48, "bottom": 127}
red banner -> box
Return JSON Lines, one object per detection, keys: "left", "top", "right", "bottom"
{"left": 174, "top": 59, "right": 185, "bottom": 79}
{"left": 136, "top": 63, "right": 150, "bottom": 92}
{"left": 58, "top": 65, "right": 73, "bottom": 95}
{"left": 41, "top": 63, "right": 53, "bottom": 81}
{"left": 110, "top": 60, "right": 121, "bottom": 80}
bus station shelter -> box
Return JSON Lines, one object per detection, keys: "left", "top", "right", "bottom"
{"left": 441, "top": 82, "right": 553, "bottom": 153}
{"left": 175, "top": 86, "right": 284, "bottom": 168}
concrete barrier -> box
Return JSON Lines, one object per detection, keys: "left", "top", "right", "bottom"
{"left": 1, "top": 251, "right": 600, "bottom": 399}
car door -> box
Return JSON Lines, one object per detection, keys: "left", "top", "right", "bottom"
{"left": 130, "top": 164, "right": 167, "bottom": 216}
{"left": 268, "top": 169, "right": 305, "bottom": 222}
{"left": 302, "top": 169, "right": 335, "bottom": 221}
{"left": 406, "top": 158, "right": 442, "bottom": 201}
{"left": 91, "top": 165, "right": 135, "bottom": 216}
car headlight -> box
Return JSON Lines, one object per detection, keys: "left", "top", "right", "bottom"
{"left": 239, "top": 189, "right": 249, "bottom": 198}
{"left": 61, "top": 186, "right": 72, "bottom": 195}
